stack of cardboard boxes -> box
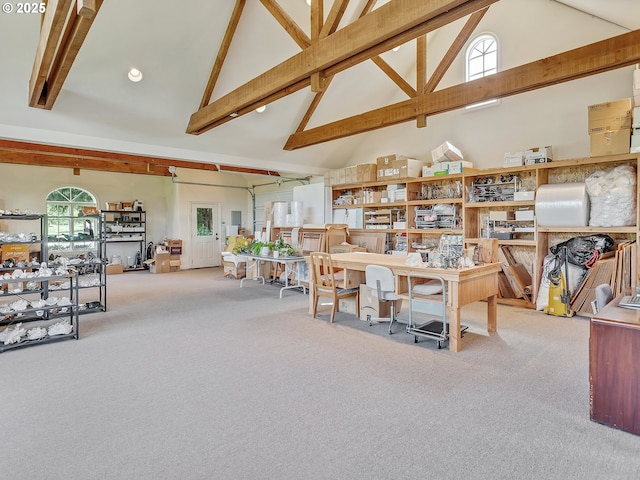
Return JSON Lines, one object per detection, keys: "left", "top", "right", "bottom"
{"left": 588, "top": 97, "right": 632, "bottom": 157}
{"left": 150, "top": 239, "right": 182, "bottom": 273}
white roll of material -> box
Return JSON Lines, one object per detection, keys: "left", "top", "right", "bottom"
{"left": 272, "top": 202, "right": 288, "bottom": 227}
{"left": 290, "top": 201, "right": 304, "bottom": 227}
{"left": 535, "top": 183, "right": 590, "bottom": 227}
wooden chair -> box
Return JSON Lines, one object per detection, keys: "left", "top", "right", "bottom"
{"left": 309, "top": 252, "right": 358, "bottom": 323}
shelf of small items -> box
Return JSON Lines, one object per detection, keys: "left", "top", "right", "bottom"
{"left": 405, "top": 173, "right": 464, "bottom": 252}
{"left": 0, "top": 266, "right": 79, "bottom": 353}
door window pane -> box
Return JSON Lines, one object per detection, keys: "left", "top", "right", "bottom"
{"left": 197, "top": 208, "right": 213, "bottom": 236}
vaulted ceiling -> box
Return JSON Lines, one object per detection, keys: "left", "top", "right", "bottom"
{"left": 0, "top": 0, "right": 639, "bottom": 178}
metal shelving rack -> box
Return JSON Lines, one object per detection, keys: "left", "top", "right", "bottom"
{"left": 102, "top": 210, "right": 146, "bottom": 271}
{"left": 0, "top": 214, "right": 80, "bottom": 352}
{"left": 47, "top": 213, "right": 107, "bottom": 313}
{"left": 0, "top": 272, "right": 80, "bottom": 353}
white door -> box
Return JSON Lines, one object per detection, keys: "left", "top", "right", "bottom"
{"left": 191, "top": 203, "right": 220, "bottom": 268}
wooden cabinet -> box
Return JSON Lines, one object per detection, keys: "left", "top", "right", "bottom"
{"left": 590, "top": 299, "right": 640, "bottom": 436}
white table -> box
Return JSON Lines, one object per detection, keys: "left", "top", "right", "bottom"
{"left": 239, "top": 253, "right": 307, "bottom": 298}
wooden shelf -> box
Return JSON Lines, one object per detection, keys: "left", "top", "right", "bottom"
{"left": 464, "top": 200, "right": 536, "bottom": 208}
{"left": 537, "top": 226, "right": 637, "bottom": 233}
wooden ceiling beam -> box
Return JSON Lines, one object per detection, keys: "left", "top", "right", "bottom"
{"left": 260, "top": 0, "right": 310, "bottom": 49}
{"left": 44, "top": 1, "right": 103, "bottom": 109}
{"left": 29, "top": 0, "right": 74, "bottom": 107}
{"left": 416, "top": 34, "right": 427, "bottom": 127}
{"left": 284, "top": 29, "right": 640, "bottom": 149}
{"left": 186, "top": 0, "right": 499, "bottom": 135}
{"left": 371, "top": 56, "right": 417, "bottom": 97}
{"left": 0, "top": 139, "right": 222, "bottom": 176}
{"left": 29, "top": 0, "right": 103, "bottom": 110}
{"left": 320, "top": 0, "right": 350, "bottom": 38}
{"left": 424, "top": 6, "right": 488, "bottom": 94}
{"left": 200, "top": 0, "right": 246, "bottom": 109}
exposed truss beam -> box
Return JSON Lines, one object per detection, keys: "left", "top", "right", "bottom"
{"left": 260, "top": 0, "right": 310, "bottom": 49}
{"left": 29, "top": 0, "right": 103, "bottom": 109}
{"left": 416, "top": 34, "right": 427, "bottom": 127}
{"left": 186, "top": 0, "right": 499, "bottom": 135}
{"left": 200, "top": 0, "right": 246, "bottom": 109}
{"left": 320, "top": 0, "right": 349, "bottom": 38}
{"left": 424, "top": 7, "right": 488, "bottom": 93}
{"left": 371, "top": 56, "right": 416, "bottom": 97}
{"left": 284, "top": 29, "right": 640, "bottom": 149}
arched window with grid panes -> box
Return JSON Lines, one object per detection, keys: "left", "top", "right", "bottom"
{"left": 465, "top": 33, "right": 499, "bottom": 109}
{"left": 46, "top": 186, "right": 99, "bottom": 255}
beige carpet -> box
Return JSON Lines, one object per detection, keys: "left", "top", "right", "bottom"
{"left": 1, "top": 267, "right": 638, "bottom": 479}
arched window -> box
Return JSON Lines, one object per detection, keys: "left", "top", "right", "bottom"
{"left": 465, "top": 33, "right": 499, "bottom": 109}
{"left": 46, "top": 187, "right": 99, "bottom": 253}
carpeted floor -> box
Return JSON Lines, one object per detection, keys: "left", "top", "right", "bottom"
{"left": 1, "top": 267, "right": 639, "bottom": 479}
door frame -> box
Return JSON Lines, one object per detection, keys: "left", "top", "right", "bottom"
{"left": 190, "top": 202, "right": 222, "bottom": 268}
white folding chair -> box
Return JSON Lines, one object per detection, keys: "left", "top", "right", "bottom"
{"left": 365, "top": 264, "right": 399, "bottom": 334}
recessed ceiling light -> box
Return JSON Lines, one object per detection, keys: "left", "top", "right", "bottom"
{"left": 255, "top": 105, "right": 266, "bottom": 113}
{"left": 128, "top": 68, "right": 143, "bottom": 82}
{"left": 392, "top": 46, "right": 401, "bottom": 52}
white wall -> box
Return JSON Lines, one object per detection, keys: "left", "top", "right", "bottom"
{"left": 168, "top": 167, "right": 252, "bottom": 268}
{"left": 345, "top": 0, "right": 635, "bottom": 168}
{"left": 0, "top": 163, "right": 252, "bottom": 268}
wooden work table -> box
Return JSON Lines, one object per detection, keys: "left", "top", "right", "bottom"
{"left": 590, "top": 295, "right": 640, "bottom": 436}
{"left": 314, "top": 252, "right": 502, "bottom": 352}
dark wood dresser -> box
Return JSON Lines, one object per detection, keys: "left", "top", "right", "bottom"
{"left": 590, "top": 296, "right": 640, "bottom": 436}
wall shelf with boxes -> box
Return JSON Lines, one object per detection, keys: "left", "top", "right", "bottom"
{"left": 102, "top": 210, "right": 146, "bottom": 271}
{"left": 47, "top": 213, "right": 107, "bottom": 314}
{"left": 329, "top": 150, "right": 640, "bottom": 309}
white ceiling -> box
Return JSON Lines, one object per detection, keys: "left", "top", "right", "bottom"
{"left": 0, "top": 0, "right": 638, "bottom": 177}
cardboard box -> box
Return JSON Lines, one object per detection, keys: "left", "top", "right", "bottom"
{"left": 421, "top": 165, "right": 447, "bottom": 177}
{"left": 359, "top": 284, "right": 391, "bottom": 321}
{"left": 355, "top": 163, "right": 377, "bottom": 183}
{"left": 0, "top": 244, "right": 30, "bottom": 262}
{"left": 337, "top": 296, "right": 358, "bottom": 315}
{"left": 588, "top": 98, "right": 632, "bottom": 134}
{"left": 330, "top": 244, "right": 367, "bottom": 254}
{"left": 150, "top": 252, "right": 171, "bottom": 274}
{"left": 376, "top": 155, "right": 423, "bottom": 180}
{"left": 363, "top": 190, "right": 385, "bottom": 204}
{"left": 631, "top": 132, "right": 640, "bottom": 154}
{"left": 504, "top": 152, "right": 524, "bottom": 167}
{"left": 106, "top": 263, "right": 124, "bottom": 275}
{"left": 590, "top": 129, "right": 631, "bottom": 157}
{"left": 489, "top": 211, "right": 515, "bottom": 221}
{"left": 525, "top": 146, "right": 553, "bottom": 164}
{"left": 165, "top": 239, "right": 182, "bottom": 255}
{"left": 514, "top": 191, "right": 535, "bottom": 201}
{"left": 446, "top": 160, "right": 473, "bottom": 174}
{"left": 223, "top": 264, "right": 246, "bottom": 279}
{"left": 432, "top": 141, "right": 463, "bottom": 163}
{"left": 345, "top": 165, "right": 357, "bottom": 184}
{"left": 515, "top": 209, "right": 535, "bottom": 221}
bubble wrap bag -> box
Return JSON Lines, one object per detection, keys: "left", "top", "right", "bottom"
{"left": 585, "top": 165, "right": 637, "bottom": 227}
